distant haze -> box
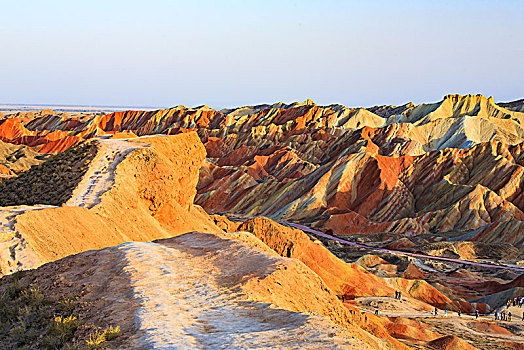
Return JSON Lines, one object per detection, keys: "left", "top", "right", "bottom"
{"left": 1, "top": 0, "right": 523, "bottom": 109}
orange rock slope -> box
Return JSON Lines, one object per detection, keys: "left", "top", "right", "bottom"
{"left": 233, "top": 217, "right": 487, "bottom": 313}
{"left": 221, "top": 215, "right": 524, "bottom": 348}
{"left": 3, "top": 94, "right": 524, "bottom": 247}
{"left": 3, "top": 95, "right": 524, "bottom": 348}
{"left": 3, "top": 132, "right": 221, "bottom": 273}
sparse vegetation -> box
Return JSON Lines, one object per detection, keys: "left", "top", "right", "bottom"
{"left": 104, "top": 326, "right": 121, "bottom": 341}
{"left": 0, "top": 270, "right": 120, "bottom": 349}
{"left": 42, "top": 315, "right": 81, "bottom": 349}
{"left": 0, "top": 142, "right": 97, "bottom": 206}
{"left": 85, "top": 326, "right": 120, "bottom": 349}
{"left": 0, "top": 271, "right": 78, "bottom": 349}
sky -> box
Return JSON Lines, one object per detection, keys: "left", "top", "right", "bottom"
{"left": 1, "top": 0, "right": 523, "bottom": 109}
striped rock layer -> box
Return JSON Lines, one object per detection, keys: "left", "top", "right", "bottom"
{"left": 3, "top": 94, "right": 524, "bottom": 247}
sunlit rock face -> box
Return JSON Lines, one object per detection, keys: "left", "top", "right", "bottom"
{"left": 3, "top": 94, "right": 524, "bottom": 246}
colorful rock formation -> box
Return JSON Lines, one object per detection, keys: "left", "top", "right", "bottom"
{"left": 0, "top": 133, "right": 221, "bottom": 274}
{"left": 2, "top": 94, "right": 524, "bottom": 348}
{"left": 3, "top": 93, "right": 524, "bottom": 258}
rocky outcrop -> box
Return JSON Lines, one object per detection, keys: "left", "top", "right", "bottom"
{"left": 199, "top": 139, "right": 524, "bottom": 249}
{"left": 210, "top": 214, "right": 241, "bottom": 232}
{"left": 1, "top": 133, "right": 221, "bottom": 273}
{"left": 3, "top": 95, "right": 524, "bottom": 248}
{"left": 237, "top": 217, "right": 391, "bottom": 297}
{"left": 0, "top": 139, "right": 45, "bottom": 174}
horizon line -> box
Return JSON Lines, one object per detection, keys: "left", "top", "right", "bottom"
{"left": 1, "top": 94, "right": 523, "bottom": 113}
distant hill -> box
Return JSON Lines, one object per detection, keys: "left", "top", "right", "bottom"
{"left": 2, "top": 94, "right": 524, "bottom": 249}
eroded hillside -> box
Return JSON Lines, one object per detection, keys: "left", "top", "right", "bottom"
{"left": 1, "top": 95, "right": 524, "bottom": 349}
{"left": 0, "top": 132, "right": 220, "bottom": 275}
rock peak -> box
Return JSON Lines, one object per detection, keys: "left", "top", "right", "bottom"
{"left": 303, "top": 98, "right": 316, "bottom": 105}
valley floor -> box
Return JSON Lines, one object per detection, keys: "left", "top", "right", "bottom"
{"left": 353, "top": 296, "right": 524, "bottom": 349}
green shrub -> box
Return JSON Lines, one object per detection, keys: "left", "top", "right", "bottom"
{"left": 104, "top": 325, "right": 120, "bottom": 341}
{"left": 58, "top": 298, "right": 76, "bottom": 314}
{"left": 0, "top": 272, "right": 81, "bottom": 349}
{"left": 86, "top": 325, "right": 120, "bottom": 348}
{"left": 0, "top": 271, "right": 118, "bottom": 349}
{"left": 42, "top": 315, "right": 81, "bottom": 349}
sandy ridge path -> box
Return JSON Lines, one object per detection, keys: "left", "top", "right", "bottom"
{"left": 66, "top": 134, "right": 169, "bottom": 208}
{"left": 0, "top": 135, "right": 161, "bottom": 274}
{"left": 66, "top": 137, "right": 147, "bottom": 208}
{"left": 114, "top": 235, "right": 365, "bottom": 349}
{"left": 0, "top": 205, "right": 56, "bottom": 273}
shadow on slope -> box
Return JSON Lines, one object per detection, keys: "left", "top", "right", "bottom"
{"left": 0, "top": 142, "right": 96, "bottom": 206}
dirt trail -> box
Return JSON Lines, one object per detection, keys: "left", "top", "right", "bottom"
{"left": 118, "top": 239, "right": 363, "bottom": 349}
{"left": 25, "top": 232, "right": 369, "bottom": 349}
{"left": 66, "top": 138, "right": 145, "bottom": 208}
{"left": 356, "top": 296, "right": 523, "bottom": 322}
{"left": 0, "top": 136, "right": 158, "bottom": 274}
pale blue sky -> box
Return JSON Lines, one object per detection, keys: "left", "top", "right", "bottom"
{"left": 1, "top": 0, "right": 523, "bottom": 109}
